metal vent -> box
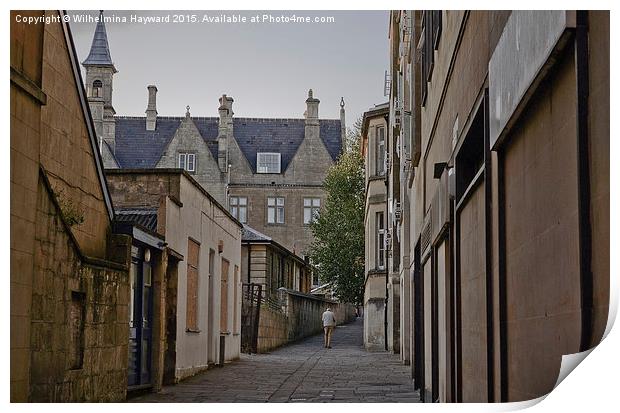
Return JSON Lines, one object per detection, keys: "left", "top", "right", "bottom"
{"left": 421, "top": 210, "right": 432, "bottom": 255}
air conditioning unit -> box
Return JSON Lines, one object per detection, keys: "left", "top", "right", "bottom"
{"left": 394, "top": 201, "right": 402, "bottom": 222}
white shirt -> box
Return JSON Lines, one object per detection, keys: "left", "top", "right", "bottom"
{"left": 322, "top": 310, "right": 336, "bottom": 327}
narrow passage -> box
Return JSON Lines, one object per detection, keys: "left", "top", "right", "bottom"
{"left": 130, "top": 318, "right": 420, "bottom": 403}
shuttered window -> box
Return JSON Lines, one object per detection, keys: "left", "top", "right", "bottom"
{"left": 186, "top": 239, "right": 200, "bottom": 331}
{"left": 220, "top": 258, "right": 230, "bottom": 333}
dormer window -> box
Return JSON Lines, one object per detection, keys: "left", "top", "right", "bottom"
{"left": 92, "top": 80, "right": 102, "bottom": 98}
{"left": 257, "top": 152, "right": 281, "bottom": 174}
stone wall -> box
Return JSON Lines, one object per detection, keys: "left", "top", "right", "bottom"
{"left": 29, "top": 175, "right": 130, "bottom": 402}
{"left": 256, "top": 306, "right": 289, "bottom": 353}
{"left": 283, "top": 290, "right": 357, "bottom": 343}
{"left": 11, "top": 11, "right": 131, "bottom": 402}
{"left": 248, "top": 289, "right": 357, "bottom": 354}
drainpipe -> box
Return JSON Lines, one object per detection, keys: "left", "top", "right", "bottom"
{"left": 247, "top": 244, "right": 251, "bottom": 284}
{"left": 385, "top": 278, "right": 389, "bottom": 351}
{"left": 575, "top": 11, "right": 593, "bottom": 352}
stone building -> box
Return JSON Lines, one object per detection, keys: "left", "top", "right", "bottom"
{"left": 241, "top": 225, "right": 313, "bottom": 297}
{"left": 106, "top": 169, "right": 243, "bottom": 385}
{"left": 10, "top": 10, "right": 132, "bottom": 401}
{"left": 371, "top": 10, "right": 609, "bottom": 402}
{"left": 360, "top": 103, "right": 390, "bottom": 351}
{"left": 82, "top": 13, "right": 344, "bottom": 260}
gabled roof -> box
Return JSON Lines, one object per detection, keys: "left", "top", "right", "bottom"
{"left": 82, "top": 11, "right": 115, "bottom": 69}
{"left": 113, "top": 116, "right": 342, "bottom": 172}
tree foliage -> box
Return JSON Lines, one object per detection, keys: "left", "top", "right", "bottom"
{"left": 309, "top": 118, "right": 365, "bottom": 304}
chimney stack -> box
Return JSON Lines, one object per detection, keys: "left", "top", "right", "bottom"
{"left": 305, "top": 89, "right": 320, "bottom": 125}
{"left": 218, "top": 94, "right": 234, "bottom": 172}
{"left": 145, "top": 85, "right": 158, "bottom": 131}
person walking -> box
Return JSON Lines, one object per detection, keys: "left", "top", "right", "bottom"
{"left": 322, "top": 307, "right": 336, "bottom": 348}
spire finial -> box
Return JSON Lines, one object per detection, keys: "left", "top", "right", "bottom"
{"left": 308, "top": 89, "right": 313, "bottom": 99}
{"left": 340, "top": 97, "right": 345, "bottom": 109}
{"left": 82, "top": 10, "right": 115, "bottom": 69}
{"left": 185, "top": 105, "right": 190, "bottom": 118}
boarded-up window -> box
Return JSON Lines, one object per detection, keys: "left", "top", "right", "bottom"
{"left": 186, "top": 239, "right": 200, "bottom": 331}
{"left": 220, "top": 258, "right": 230, "bottom": 332}
{"left": 233, "top": 265, "right": 240, "bottom": 334}
{"left": 69, "top": 291, "right": 85, "bottom": 369}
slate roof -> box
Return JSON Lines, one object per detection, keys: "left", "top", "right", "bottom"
{"left": 82, "top": 12, "right": 115, "bottom": 68}
{"left": 115, "top": 208, "right": 158, "bottom": 232}
{"left": 113, "top": 116, "right": 342, "bottom": 172}
{"left": 241, "top": 225, "right": 272, "bottom": 242}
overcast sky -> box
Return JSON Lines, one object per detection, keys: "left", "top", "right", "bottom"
{"left": 68, "top": 10, "right": 389, "bottom": 129}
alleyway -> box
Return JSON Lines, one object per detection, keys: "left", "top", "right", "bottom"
{"left": 130, "top": 318, "right": 419, "bottom": 403}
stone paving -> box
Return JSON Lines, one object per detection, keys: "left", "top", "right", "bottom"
{"left": 130, "top": 317, "right": 420, "bottom": 403}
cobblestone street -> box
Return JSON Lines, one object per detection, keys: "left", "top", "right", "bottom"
{"left": 130, "top": 318, "right": 419, "bottom": 403}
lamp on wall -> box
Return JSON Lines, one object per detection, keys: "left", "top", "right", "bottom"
{"left": 218, "top": 240, "right": 224, "bottom": 254}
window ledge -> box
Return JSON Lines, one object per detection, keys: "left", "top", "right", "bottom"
{"left": 185, "top": 328, "right": 201, "bottom": 334}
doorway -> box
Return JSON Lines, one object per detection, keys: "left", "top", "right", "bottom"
{"left": 128, "top": 245, "right": 154, "bottom": 389}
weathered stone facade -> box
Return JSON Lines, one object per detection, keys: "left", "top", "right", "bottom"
{"left": 30, "top": 174, "right": 130, "bottom": 402}
{"left": 376, "top": 10, "right": 610, "bottom": 403}
{"left": 81, "top": 16, "right": 344, "bottom": 261}
{"left": 241, "top": 227, "right": 313, "bottom": 297}
{"left": 361, "top": 104, "right": 389, "bottom": 351}
{"left": 11, "top": 10, "right": 131, "bottom": 402}
{"left": 105, "top": 170, "right": 243, "bottom": 383}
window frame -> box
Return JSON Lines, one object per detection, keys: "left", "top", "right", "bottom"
{"left": 178, "top": 152, "right": 196, "bottom": 173}
{"left": 376, "top": 211, "right": 386, "bottom": 270}
{"left": 92, "top": 79, "right": 102, "bottom": 98}
{"left": 257, "top": 152, "right": 282, "bottom": 174}
{"left": 303, "top": 197, "right": 321, "bottom": 225}
{"left": 376, "top": 126, "right": 386, "bottom": 176}
{"left": 229, "top": 196, "right": 248, "bottom": 223}
{"left": 267, "top": 196, "right": 285, "bottom": 224}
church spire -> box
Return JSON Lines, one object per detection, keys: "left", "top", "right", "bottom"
{"left": 82, "top": 10, "right": 116, "bottom": 71}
